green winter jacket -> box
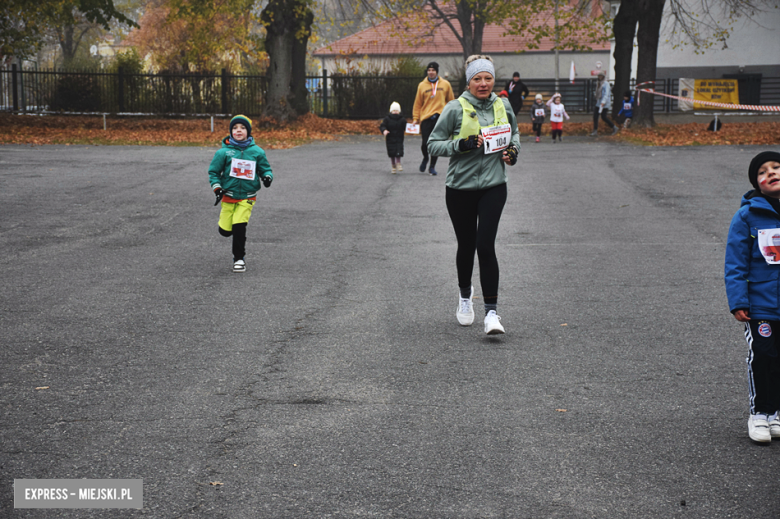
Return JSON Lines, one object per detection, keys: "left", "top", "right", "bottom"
{"left": 427, "top": 91, "right": 520, "bottom": 191}
{"left": 208, "top": 137, "right": 273, "bottom": 200}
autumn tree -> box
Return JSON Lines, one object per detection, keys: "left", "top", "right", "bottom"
{"left": 332, "top": 0, "right": 609, "bottom": 66}
{"left": 1, "top": 0, "right": 47, "bottom": 63}
{"left": 1, "top": 0, "right": 136, "bottom": 66}
{"left": 612, "top": 0, "right": 774, "bottom": 127}
{"left": 127, "top": 0, "right": 263, "bottom": 73}
{"left": 260, "top": 0, "right": 314, "bottom": 121}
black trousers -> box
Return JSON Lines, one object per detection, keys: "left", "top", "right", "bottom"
{"left": 593, "top": 106, "right": 615, "bottom": 130}
{"left": 445, "top": 183, "right": 507, "bottom": 302}
{"left": 744, "top": 321, "right": 780, "bottom": 415}
{"left": 219, "top": 223, "right": 247, "bottom": 261}
{"left": 532, "top": 122, "right": 542, "bottom": 137}
{"left": 420, "top": 116, "right": 439, "bottom": 167}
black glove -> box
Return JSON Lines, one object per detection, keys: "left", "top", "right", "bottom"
{"left": 505, "top": 145, "right": 518, "bottom": 166}
{"left": 262, "top": 176, "right": 272, "bottom": 188}
{"left": 458, "top": 134, "right": 480, "bottom": 152}
{"left": 213, "top": 188, "right": 224, "bottom": 205}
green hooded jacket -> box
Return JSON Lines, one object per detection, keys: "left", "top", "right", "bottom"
{"left": 427, "top": 91, "right": 520, "bottom": 191}
{"left": 208, "top": 136, "right": 273, "bottom": 200}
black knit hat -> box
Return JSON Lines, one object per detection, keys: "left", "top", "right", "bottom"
{"left": 749, "top": 151, "right": 780, "bottom": 190}
{"left": 426, "top": 62, "right": 439, "bottom": 73}
{"left": 229, "top": 114, "right": 252, "bottom": 137}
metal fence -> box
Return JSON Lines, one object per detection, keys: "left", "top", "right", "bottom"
{"left": 2, "top": 66, "right": 779, "bottom": 119}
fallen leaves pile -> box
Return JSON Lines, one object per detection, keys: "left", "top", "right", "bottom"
{"left": 1, "top": 113, "right": 777, "bottom": 148}
{"left": 0, "top": 113, "right": 379, "bottom": 148}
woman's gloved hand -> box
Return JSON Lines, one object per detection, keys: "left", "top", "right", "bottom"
{"left": 458, "top": 134, "right": 480, "bottom": 152}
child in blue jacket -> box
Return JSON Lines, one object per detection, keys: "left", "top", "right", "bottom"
{"left": 617, "top": 91, "right": 634, "bottom": 128}
{"left": 725, "top": 150, "right": 780, "bottom": 443}
{"left": 208, "top": 115, "right": 273, "bottom": 273}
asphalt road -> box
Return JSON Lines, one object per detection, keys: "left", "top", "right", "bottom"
{"left": 1, "top": 136, "right": 779, "bottom": 518}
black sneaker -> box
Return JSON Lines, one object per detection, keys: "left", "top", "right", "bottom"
{"left": 419, "top": 159, "right": 428, "bottom": 172}
{"left": 429, "top": 167, "right": 438, "bottom": 176}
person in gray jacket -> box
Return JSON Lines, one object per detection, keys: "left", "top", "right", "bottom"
{"left": 590, "top": 72, "right": 618, "bottom": 136}
{"left": 428, "top": 54, "right": 520, "bottom": 335}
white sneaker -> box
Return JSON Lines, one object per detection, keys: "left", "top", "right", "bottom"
{"left": 456, "top": 286, "right": 475, "bottom": 326}
{"left": 748, "top": 413, "right": 771, "bottom": 443}
{"left": 391, "top": 166, "right": 397, "bottom": 174}
{"left": 484, "top": 310, "right": 505, "bottom": 335}
{"left": 397, "top": 163, "right": 403, "bottom": 172}
{"left": 769, "top": 412, "right": 780, "bottom": 438}
{"left": 232, "top": 259, "right": 246, "bottom": 273}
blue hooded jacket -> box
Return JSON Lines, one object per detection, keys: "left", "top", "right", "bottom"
{"left": 725, "top": 190, "right": 780, "bottom": 319}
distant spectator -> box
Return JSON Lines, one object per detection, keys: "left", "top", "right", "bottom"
{"left": 412, "top": 62, "right": 455, "bottom": 176}
{"left": 504, "top": 72, "right": 529, "bottom": 116}
{"left": 590, "top": 72, "right": 618, "bottom": 136}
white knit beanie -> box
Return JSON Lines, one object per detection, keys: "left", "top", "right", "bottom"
{"left": 389, "top": 102, "right": 401, "bottom": 113}
{"left": 465, "top": 59, "right": 495, "bottom": 84}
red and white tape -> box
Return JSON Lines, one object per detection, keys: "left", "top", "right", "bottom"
{"left": 635, "top": 81, "right": 780, "bottom": 112}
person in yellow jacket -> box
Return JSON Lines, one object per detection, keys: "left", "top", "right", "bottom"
{"left": 412, "top": 62, "right": 454, "bottom": 176}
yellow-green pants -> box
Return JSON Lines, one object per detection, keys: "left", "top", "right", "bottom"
{"left": 218, "top": 199, "right": 255, "bottom": 231}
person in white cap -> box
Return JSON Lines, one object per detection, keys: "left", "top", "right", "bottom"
{"left": 380, "top": 101, "right": 406, "bottom": 174}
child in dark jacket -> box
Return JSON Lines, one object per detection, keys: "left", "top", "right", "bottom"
{"left": 208, "top": 115, "right": 273, "bottom": 273}
{"left": 529, "top": 94, "right": 546, "bottom": 143}
{"left": 725, "top": 151, "right": 780, "bottom": 443}
{"left": 380, "top": 102, "right": 406, "bottom": 174}
{"left": 617, "top": 91, "right": 634, "bottom": 128}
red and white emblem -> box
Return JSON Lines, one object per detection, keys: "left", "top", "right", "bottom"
{"left": 758, "top": 322, "right": 772, "bottom": 337}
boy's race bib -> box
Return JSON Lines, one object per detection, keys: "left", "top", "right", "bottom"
{"left": 230, "top": 158, "right": 256, "bottom": 180}
{"left": 405, "top": 123, "right": 420, "bottom": 135}
{"left": 480, "top": 124, "right": 511, "bottom": 154}
{"left": 623, "top": 101, "right": 632, "bottom": 111}
{"left": 534, "top": 109, "right": 545, "bottom": 117}
{"left": 758, "top": 229, "right": 780, "bottom": 264}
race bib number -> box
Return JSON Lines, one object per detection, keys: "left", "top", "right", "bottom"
{"left": 534, "top": 109, "right": 545, "bottom": 117}
{"left": 623, "top": 102, "right": 632, "bottom": 111}
{"left": 405, "top": 123, "right": 420, "bottom": 135}
{"left": 480, "top": 124, "right": 511, "bottom": 154}
{"left": 230, "top": 158, "right": 256, "bottom": 180}
{"left": 758, "top": 229, "right": 780, "bottom": 264}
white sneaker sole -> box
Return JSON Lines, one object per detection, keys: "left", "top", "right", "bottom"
{"left": 485, "top": 325, "right": 505, "bottom": 335}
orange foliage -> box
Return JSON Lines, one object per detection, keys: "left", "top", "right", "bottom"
{"left": 1, "top": 113, "right": 778, "bottom": 148}
{"left": 0, "top": 113, "right": 379, "bottom": 148}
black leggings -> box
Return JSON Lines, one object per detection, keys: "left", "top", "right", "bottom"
{"left": 445, "top": 183, "right": 507, "bottom": 304}
{"left": 420, "top": 116, "right": 438, "bottom": 167}
{"left": 532, "top": 122, "right": 542, "bottom": 137}
{"left": 219, "top": 223, "right": 247, "bottom": 260}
